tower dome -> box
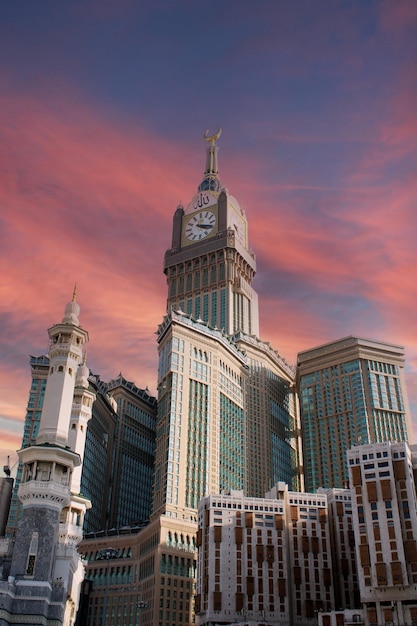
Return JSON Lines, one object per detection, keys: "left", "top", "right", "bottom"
{"left": 62, "top": 286, "right": 80, "bottom": 326}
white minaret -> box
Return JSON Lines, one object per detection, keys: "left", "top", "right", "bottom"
{"left": 2, "top": 292, "right": 93, "bottom": 626}
{"left": 37, "top": 288, "right": 89, "bottom": 447}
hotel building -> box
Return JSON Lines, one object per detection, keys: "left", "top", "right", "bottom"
{"left": 347, "top": 441, "right": 417, "bottom": 626}
{"left": 196, "top": 485, "right": 359, "bottom": 626}
{"left": 297, "top": 337, "right": 411, "bottom": 492}
{"left": 79, "top": 130, "right": 301, "bottom": 626}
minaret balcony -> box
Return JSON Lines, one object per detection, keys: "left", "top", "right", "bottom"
{"left": 18, "top": 480, "right": 71, "bottom": 509}
{"left": 18, "top": 443, "right": 81, "bottom": 470}
{"left": 48, "top": 343, "right": 83, "bottom": 361}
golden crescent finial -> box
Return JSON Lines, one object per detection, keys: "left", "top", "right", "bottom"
{"left": 72, "top": 283, "right": 77, "bottom": 302}
{"left": 204, "top": 127, "right": 222, "bottom": 145}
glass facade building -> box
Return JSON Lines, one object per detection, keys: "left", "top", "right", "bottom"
{"left": 106, "top": 375, "right": 157, "bottom": 528}
{"left": 153, "top": 313, "right": 249, "bottom": 520}
{"left": 5, "top": 355, "right": 48, "bottom": 537}
{"left": 298, "top": 336, "right": 411, "bottom": 492}
{"left": 6, "top": 367, "right": 156, "bottom": 537}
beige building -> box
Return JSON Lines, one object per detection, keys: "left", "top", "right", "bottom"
{"left": 196, "top": 442, "right": 417, "bottom": 626}
{"left": 196, "top": 485, "right": 353, "bottom": 626}
{"left": 196, "top": 489, "right": 290, "bottom": 626}
{"left": 347, "top": 441, "right": 417, "bottom": 626}
{"left": 78, "top": 517, "right": 196, "bottom": 626}
{"left": 153, "top": 312, "right": 248, "bottom": 520}
{"left": 268, "top": 485, "right": 335, "bottom": 624}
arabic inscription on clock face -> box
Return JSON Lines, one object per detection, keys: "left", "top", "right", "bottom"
{"left": 185, "top": 191, "right": 218, "bottom": 214}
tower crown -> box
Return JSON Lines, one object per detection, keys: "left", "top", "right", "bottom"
{"left": 165, "top": 131, "right": 258, "bottom": 336}
{"left": 198, "top": 128, "right": 222, "bottom": 193}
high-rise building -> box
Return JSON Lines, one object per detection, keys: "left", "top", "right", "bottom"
{"left": 78, "top": 517, "right": 197, "bottom": 626}
{"left": 154, "top": 129, "right": 300, "bottom": 620}
{"left": 80, "top": 374, "right": 118, "bottom": 534}
{"left": 196, "top": 446, "right": 417, "bottom": 626}
{"left": 297, "top": 336, "right": 411, "bottom": 492}
{"left": 79, "top": 130, "right": 301, "bottom": 626}
{"left": 104, "top": 375, "right": 157, "bottom": 529}
{"left": 76, "top": 525, "right": 149, "bottom": 626}
{"left": 0, "top": 293, "right": 94, "bottom": 626}
{"left": 81, "top": 374, "right": 157, "bottom": 532}
{"left": 235, "top": 335, "right": 301, "bottom": 494}
{"left": 196, "top": 489, "right": 290, "bottom": 626}
{"left": 157, "top": 129, "right": 300, "bottom": 513}
{"left": 347, "top": 441, "right": 417, "bottom": 626}
{"left": 5, "top": 355, "right": 49, "bottom": 537}
{"left": 153, "top": 312, "right": 249, "bottom": 519}
{"left": 5, "top": 370, "right": 157, "bottom": 538}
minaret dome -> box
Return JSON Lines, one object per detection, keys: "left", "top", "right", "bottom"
{"left": 62, "top": 284, "right": 80, "bottom": 326}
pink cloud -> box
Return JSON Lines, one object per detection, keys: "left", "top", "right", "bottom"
{"left": 1, "top": 65, "right": 417, "bottom": 462}
{"left": 0, "top": 82, "right": 194, "bottom": 459}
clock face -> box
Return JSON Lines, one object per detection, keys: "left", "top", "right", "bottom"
{"left": 185, "top": 210, "right": 216, "bottom": 241}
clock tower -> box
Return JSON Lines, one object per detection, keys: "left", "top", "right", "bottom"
{"left": 164, "top": 129, "right": 259, "bottom": 337}
{"left": 87, "top": 131, "right": 301, "bottom": 626}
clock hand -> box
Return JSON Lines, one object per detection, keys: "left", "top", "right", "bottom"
{"left": 197, "top": 223, "right": 213, "bottom": 229}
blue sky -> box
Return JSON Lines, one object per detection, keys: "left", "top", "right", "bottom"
{"left": 1, "top": 0, "right": 417, "bottom": 460}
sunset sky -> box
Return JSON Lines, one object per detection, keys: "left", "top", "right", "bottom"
{"left": 1, "top": 0, "right": 417, "bottom": 466}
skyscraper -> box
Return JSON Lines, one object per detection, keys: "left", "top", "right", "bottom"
{"left": 103, "top": 375, "right": 157, "bottom": 529}
{"left": 297, "top": 336, "right": 411, "bottom": 492}
{"left": 79, "top": 130, "right": 301, "bottom": 626}
{"left": 156, "top": 129, "right": 301, "bottom": 516}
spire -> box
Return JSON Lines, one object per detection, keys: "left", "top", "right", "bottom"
{"left": 62, "top": 285, "right": 80, "bottom": 326}
{"left": 198, "top": 128, "right": 222, "bottom": 193}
